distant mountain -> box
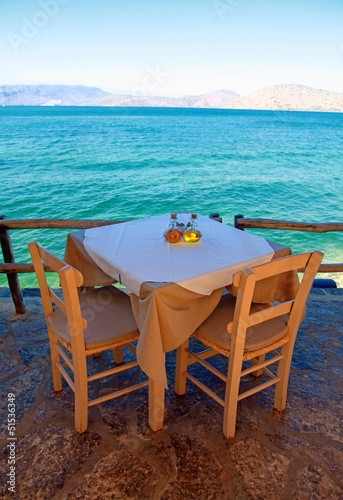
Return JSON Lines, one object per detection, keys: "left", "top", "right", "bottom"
{"left": 90, "top": 89, "right": 240, "bottom": 108}
{"left": 0, "top": 85, "right": 110, "bottom": 106}
{"left": 222, "top": 84, "right": 343, "bottom": 112}
{"left": 2, "top": 84, "right": 343, "bottom": 112}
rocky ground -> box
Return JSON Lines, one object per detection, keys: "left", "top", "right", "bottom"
{"left": 0, "top": 287, "right": 342, "bottom": 500}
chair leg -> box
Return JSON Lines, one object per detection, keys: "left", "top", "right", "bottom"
{"left": 113, "top": 346, "right": 124, "bottom": 365}
{"left": 274, "top": 343, "right": 292, "bottom": 411}
{"left": 251, "top": 354, "right": 265, "bottom": 377}
{"left": 48, "top": 328, "right": 62, "bottom": 392}
{"left": 175, "top": 339, "right": 189, "bottom": 395}
{"left": 74, "top": 356, "right": 89, "bottom": 433}
{"left": 223, "top": 356, "right": 243, "bottom": 438}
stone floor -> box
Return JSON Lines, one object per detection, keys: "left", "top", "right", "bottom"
{"left": 0, "top": 287, "right": 342, "bottom": 500}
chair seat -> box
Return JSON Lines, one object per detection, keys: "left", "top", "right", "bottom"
{"left": 194, "top": 293, "right": 289, "bottom": 354}
{"left": 48, "top": 286, "right": 139, "bottom": 350}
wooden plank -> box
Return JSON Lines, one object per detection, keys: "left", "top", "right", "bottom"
{"left": 0, "top": 214, "right": 218, "bottom": 230}
{"left": 0, "top": 263, "right": 52, "bottom": 273}
{"left": 0, "top": 219, "right": 129, "bottom": 230}
{"left": 235, "top": 218, "right": 343, "bottom": 233}
{"left": 1, "top": 261, "right": 342, "bottom": 274}
{"left": 319, "top": 263, "right": 343, "bottom": 272}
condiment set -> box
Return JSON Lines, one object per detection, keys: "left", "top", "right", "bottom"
{"left": 164, "top": 213, "right": 202, "bottom": 244}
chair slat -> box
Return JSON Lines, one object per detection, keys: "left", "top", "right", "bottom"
{"left": 250, "top": 252, "right": 311, "bottom": 281}
{"left": 124, "top": 342, "right": 137, "bottom": 355}
{"left": 186, "top": 373, "right": 225, "bottom": 407}
{"left": 57, "top": 364, "right": 75, "bottom": 392}
{"left": 240, "top": 353, "right": 284, "bottom": 377}
{"left": 49, "top": 288, "right": 67, "bottom": 315}
{"left": 186, "top": 347, "right": 216, "bottom": 366}
{"left": 56, "top": 344, "right": 74, "bottom": 371}
{"left": 186, "top": 349, "right": 227, "bottom": 382}
{"left": 38, "top": 245, "right": 66, "bottom": 273}
{"left": 246, "top": 300, "right": 293, "bottom": 328}
{"left": 87, "top": 360, "right": 139, "bottom": 382}
{"left": 88, "top": 381, "right": 149, "bottom": 407}
{"left": 36, "top": 243, "right": 84, "bottom": 288}
{"left": 237, "top": 377, "right": 280, "bottom": 401}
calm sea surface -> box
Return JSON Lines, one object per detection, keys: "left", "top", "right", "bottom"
{"left": 0, "top": 106, "right": 342, "bottom": 288}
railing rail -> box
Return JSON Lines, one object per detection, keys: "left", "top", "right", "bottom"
{"left": 0, "top": 213, "right": 342, "bottom": 314}
{"left": 233, "top": 215, "right": 343, "bottom": 233}
{"left": 234, "top": 214, "right": 343, "bottom": 273}
{"left": 0, "top": 219, "right": 128, "bottom": 230}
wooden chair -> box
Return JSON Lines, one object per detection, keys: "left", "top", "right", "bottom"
{"left": 175, "top": 251, "right": 323, "bottom": 438}
{"left": 29, "top": 242, "right": 149, "bottom": 433}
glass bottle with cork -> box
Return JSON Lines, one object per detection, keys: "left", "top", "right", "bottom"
{"left": 184, "top": 214, "right": 202, "bottom": 243}
{"left": 164, "top": 213, "right": 183, "bottom": 243}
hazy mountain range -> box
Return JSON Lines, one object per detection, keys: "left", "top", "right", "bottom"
{"left": 1, "top": 84, "right": 343, "bottom": 112}
{"left": 222, "top": 84, "right": 343, "bottom": 112}
{"left": 90, "top": 89, "right": 240, "bottom": 108}
{"left": 0, "top": 85, "right": 109, "bottom": 106}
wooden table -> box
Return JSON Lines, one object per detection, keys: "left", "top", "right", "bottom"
{"left": 64, "top": 215, "right": 299, "bottom": 431}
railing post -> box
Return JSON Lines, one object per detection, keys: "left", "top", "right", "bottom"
{"left": 234, "top": 214, "right": 244, "bottom": 230}
{"left": 0, "top": 215, "right": 26, "bottom": 314}
{"left": 209, "top": 213, "right": 223, "bottom": 223}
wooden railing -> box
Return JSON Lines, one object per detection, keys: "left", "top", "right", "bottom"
{"left": 233, "top": 215, "right": 343, "bottom": 234}
{"left": 0, "top": 213, "right": 341, "bottom": 314}
{"left": 0, "top": 216, "right": 129, "bottom": 314}
{"left": 234, "top": 215, "right": 343, "bottom": 274}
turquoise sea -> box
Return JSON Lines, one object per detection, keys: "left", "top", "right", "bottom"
{"left": 0, "top": 106, "right": 342, "bottom": 288}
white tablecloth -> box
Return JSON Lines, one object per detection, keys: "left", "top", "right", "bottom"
{"left": 83, "top": 214, "right": 274, "bottom": 296}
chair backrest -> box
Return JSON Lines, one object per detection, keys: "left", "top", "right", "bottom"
{"left": 228, "top": 251, "right": 324, "bottom": 346}
{"left": 28, "top": 242, "right": 87, "bottom": 345}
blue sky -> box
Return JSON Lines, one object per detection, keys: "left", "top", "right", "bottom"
{"left": 1, "top": 0, "right": 343, "bottom": 96}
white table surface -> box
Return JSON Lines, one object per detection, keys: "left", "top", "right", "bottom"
{"left": 83, "top": 214, "right": 275, "bottom": 296}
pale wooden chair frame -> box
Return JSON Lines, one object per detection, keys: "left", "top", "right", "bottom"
{"left": 29, "top": 242, "right": 149, "bottom": 433}
{"left": 175, "top": 251, "right": 323, "bottom": 438}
